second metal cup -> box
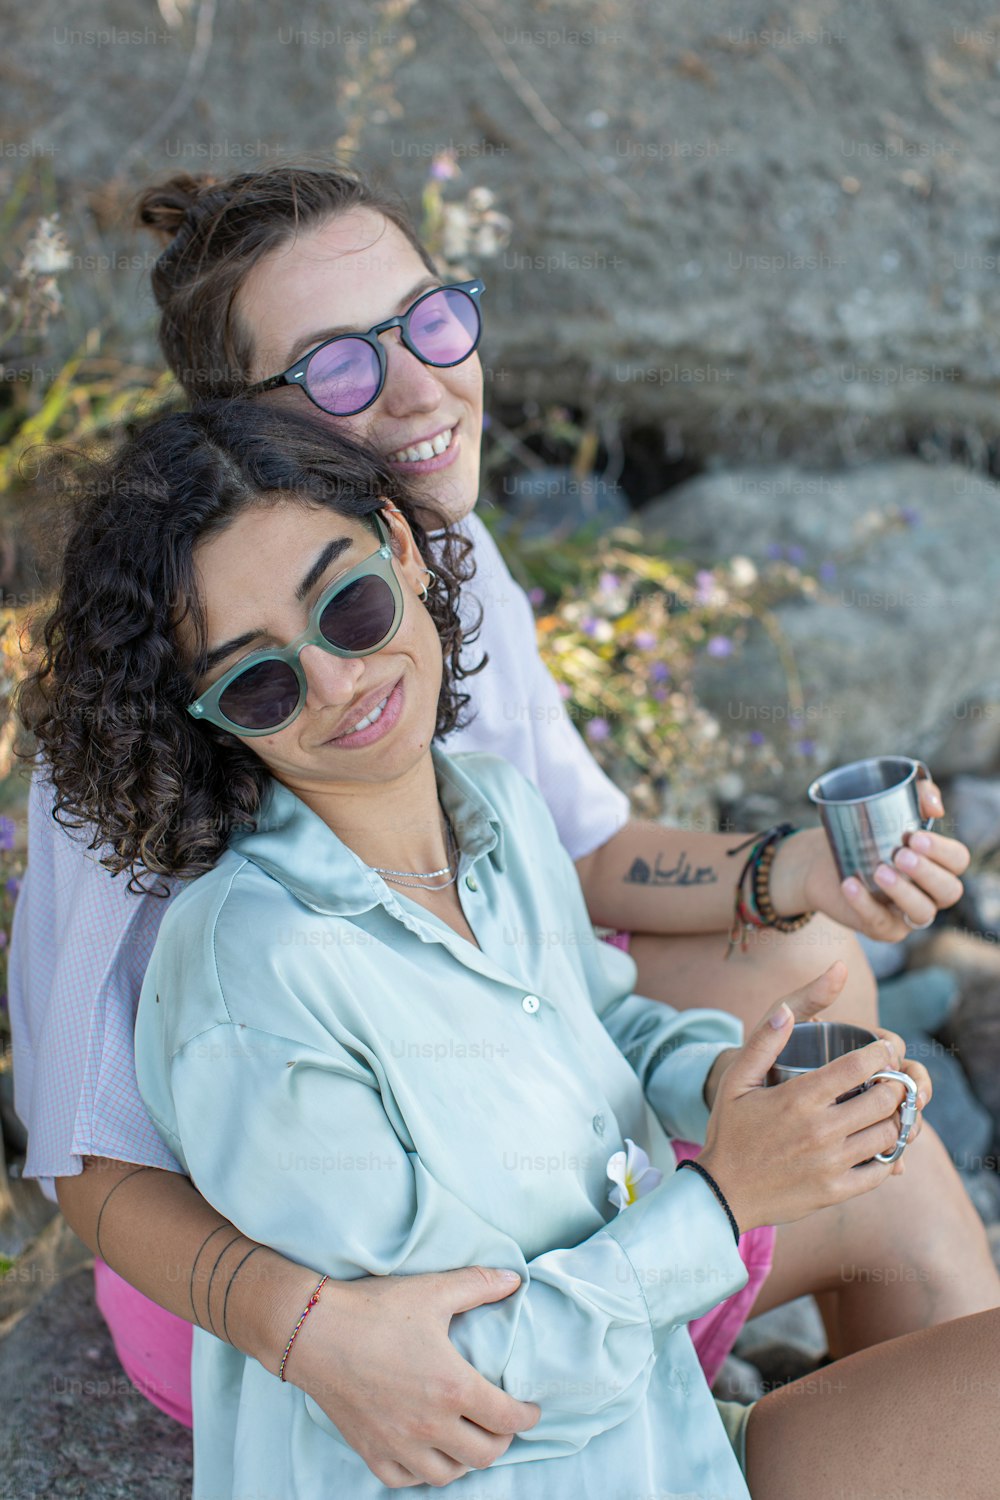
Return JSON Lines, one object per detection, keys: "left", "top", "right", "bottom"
{"left": 766, "top": 1020, "right": 918, "bottom": 1164}
{"left": 807, "top": 755, "right": 934, "bottom": 900}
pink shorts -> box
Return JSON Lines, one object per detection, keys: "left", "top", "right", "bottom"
{"left": 94, "top": 932, "right": 775, "bottom": 1423}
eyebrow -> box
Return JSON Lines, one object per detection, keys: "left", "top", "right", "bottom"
{"left": 201, "top": 535, "right": 354, "bottom": 675}
{"left": 280, "top": 275, "right": 442, "bottom": 369}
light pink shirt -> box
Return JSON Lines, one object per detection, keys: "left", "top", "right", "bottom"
{"left": 9, "top": 513, "right": 630, "bottom": 1195}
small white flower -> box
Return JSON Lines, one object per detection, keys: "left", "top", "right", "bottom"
{"left": 606, "top": 1138, "right": 663, "bottom": 1213}
{"left": 19, "top": 216, "right": 72, "bottom": 277}
{"left": 729, "top": 555, "right": 758, "bottom": 589}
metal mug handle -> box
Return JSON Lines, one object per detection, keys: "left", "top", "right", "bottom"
{"left": 868, "top": 1069, "right": 919, "bottom": 1164}
{"left": 913, "top": 760, "right": 936, "bottom": 832}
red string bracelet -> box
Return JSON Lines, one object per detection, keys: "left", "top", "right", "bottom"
{"left": 278, "top": 1274, "right": 329, "bottom": 1382}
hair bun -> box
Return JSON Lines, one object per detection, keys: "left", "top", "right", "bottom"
{"left": 134, "top": 174, "right": 220, "bottom": 242}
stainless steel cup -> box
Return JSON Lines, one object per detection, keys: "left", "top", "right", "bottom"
{"left": 807, "top": 755, "right": 934, "bottom": 900}
{"left": 766, "top": 1021, "right": 918, "bottom": 1164}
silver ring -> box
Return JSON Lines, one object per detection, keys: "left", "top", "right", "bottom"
{"left": 902, "top": 912, "right": 934, "bottom": 931}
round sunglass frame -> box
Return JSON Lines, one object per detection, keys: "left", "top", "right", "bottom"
{"left": 247, "top": 279, "right": 485, "bottom": 418}
{"left": 187, "top": 512, "right": 404, "bottom": 737}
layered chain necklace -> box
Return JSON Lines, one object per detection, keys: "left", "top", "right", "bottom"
{"left": 369, "top": 808, "right": 459, "bottom": 891}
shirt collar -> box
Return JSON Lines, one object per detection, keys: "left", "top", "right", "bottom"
{"left": 229, "top": 747, "right": 506, "bottom": 917}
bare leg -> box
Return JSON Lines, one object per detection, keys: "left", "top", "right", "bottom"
{"left": 748, "top": 1123, "right": 999, "bottom": 1357}
{"left": 746, "top": 1308, "right": 1000, "bottom": 1500}
{"left": 630, "top": 914, "right": 879, "bottom": 1031}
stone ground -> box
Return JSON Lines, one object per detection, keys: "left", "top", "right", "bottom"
{"left": 1, "top": 1261, "right": 192, "bottom": 1500}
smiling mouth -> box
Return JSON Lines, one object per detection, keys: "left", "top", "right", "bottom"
{"left": 387, "top": 426, "right": 455, "bottom": 464}
{"left": 335, "top": 693, "right": 390, "bottom": 739}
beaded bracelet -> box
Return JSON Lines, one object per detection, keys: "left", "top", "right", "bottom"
{"left": 675, "top": 1158, "right": 741, "bottom": 1246}
{"left": 278, "top": 1274, "right": 329, "bottom": 1382}
{"left": 724, "top": 823, "right": 814, "bottom": 959}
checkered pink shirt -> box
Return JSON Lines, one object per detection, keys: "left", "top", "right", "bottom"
{"left": 8, "top": 514, "right": 630, "bottom": 1195}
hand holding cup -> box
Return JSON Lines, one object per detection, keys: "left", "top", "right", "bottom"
{"left": 769, "top": 757, "right": 969, "bottom": 943}
{"left": 697, "top": 963, "right": 929, "bottom": 1235}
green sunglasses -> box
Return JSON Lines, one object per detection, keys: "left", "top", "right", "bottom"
{"left": 187, "top": 513, "right": 404, "bottom": 736}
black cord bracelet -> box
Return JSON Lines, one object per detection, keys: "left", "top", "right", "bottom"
{"left": 675, "top": 1158, "right": 741, "bottom": 1246}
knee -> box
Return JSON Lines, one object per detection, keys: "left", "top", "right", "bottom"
{"left": 766, "top": 914, "right": 879, "bottom": 1029}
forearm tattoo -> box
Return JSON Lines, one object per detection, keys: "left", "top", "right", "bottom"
{"left": 93, "top": 1169, "right": 262, "bottom": 1350}
{"left": 623, "top": 851, "right": 719, "bottom": 887}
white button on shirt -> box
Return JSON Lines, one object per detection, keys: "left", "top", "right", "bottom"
{"left": 521, "top": 994, "right": 541, "bottom": 1014}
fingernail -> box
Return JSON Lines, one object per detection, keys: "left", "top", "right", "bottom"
{"left": 909, "top": 832, "right": 932, "bottom": 853}
{"left": 895, "top": 848, "right": 919, "bottom": 871}
{"left": 499, "top": 1270, "right": 522, "bottom": 1283}
{"left": 843, "top": 877, "right": 861, "bottom": 898}
{"left": 929, "top": 793, "right": 943, "bottom": 811}
{"left": 875, "top": 864, "right": 898, "bottom": 886}
{"left": 918, "top": 1091, "right": 928, "bottom": 1108}
{"left": 769, "top": 1003, "right": 792, "bottom": 1030}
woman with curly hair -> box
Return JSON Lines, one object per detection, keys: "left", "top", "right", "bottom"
{"left": 8, "top": 162, "right": 994, "bottom": 1486}
{"left": 19, "top": 398, "right": 1000, "bottom": 1500}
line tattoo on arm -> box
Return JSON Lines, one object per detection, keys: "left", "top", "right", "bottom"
{"left": 623, "top": 851, "right": 719, "bottom": 888}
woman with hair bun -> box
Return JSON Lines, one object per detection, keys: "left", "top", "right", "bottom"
{"left": 8, "top": 161, "right": 994, "bottom": 1489}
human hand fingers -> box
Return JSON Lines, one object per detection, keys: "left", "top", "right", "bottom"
{"left": 916, "top": 778, "right": 944, "bottom": 824}
{"left": 801, "top": 1035, "right": 901, "bottom": 1104}
{"left": 903, "top": 825, "right": 969, "bottom": 875}
{"left": 839, "top": 875, "right": 913, "bottom": 942}
{"left": 726, "top": 962, "right": 848, "bottom": 1094}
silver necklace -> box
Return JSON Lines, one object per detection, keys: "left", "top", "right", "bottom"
{"left": 370, "top": 813, "right": 459, "bottom": 890}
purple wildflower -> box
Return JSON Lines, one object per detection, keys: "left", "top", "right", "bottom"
{"left": 6, "top": 877, "right": 20, "bottom": 900}
{"left": 0, "top": 930, "right": 7, "bottom": 950}
{"left": 581, "top": 616, "right": 599, "bottom": 638}
{"left": 819, "top": 560, "right": 837, "bottom": 583}
{"left": 558, "top": 682, "right": 571, "bottom": 699}
{"left": 650, "top": 661, "right": 671, "bottom": 683}
{"left": 429, "top": 152, "right": 459, "bottom": 182}
{"left": 651, "top": 686, "right": 668, "bottom": 702}
{"left": 633, "top": 630, "right": 657, "bottom": 651}
{"left": 794, "top": 737, "right": 817, "bottom": 757}
{"left": 598, "top": 572, "right": 622, "bottom": 595}
{"left": 786, "top": 544, "right": 806, "bottom": 566}
{"left": 899, "top": 506, "right": 921, "bottom": 527}
{"left": 748, "top": 730, "right": 766, "bottom": 746}
{"left": 706, "top": 636, "right": 734, "bottom": 659}
{"left": 765, "top": 542, "right": 784, "bottom": 561}
{"left": 0, "top": 818, "right": 14, "bottom": 852}
{"left": 528, "top": 586, "right": 545, "bottom": 608}
{"left": 586, "top": 717, "right": 611, "bottom": 743}
{"left": 694, "top": 569, "right": 716, "bottom": 604}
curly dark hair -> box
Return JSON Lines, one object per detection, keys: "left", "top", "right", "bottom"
{"left": 16, "top": 401, "right": 483, "bottom": 893}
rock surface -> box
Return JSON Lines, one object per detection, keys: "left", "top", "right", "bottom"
{"left": 0, "top": 1265, "right": 192, "bottom": 1499}
{"left": 5, "top": 2, "right": 1000, "bottom": 469}
{"left": 640, "top": 460, "right": 1000, "bottom": 782}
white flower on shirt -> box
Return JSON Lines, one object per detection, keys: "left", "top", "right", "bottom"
{"left": 606, "top": 1139, "right": 663, "bottom": 1213}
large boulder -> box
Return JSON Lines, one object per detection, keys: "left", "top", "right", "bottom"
{"left": 4, "top": 2, "right": 1000, "bottom": 466}
{"left": 638, "top": 460, "right": 1000, "bottom": 788}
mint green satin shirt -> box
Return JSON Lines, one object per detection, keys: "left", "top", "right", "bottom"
{"left": 135, "top": 750, "right": 751, "bottom": 1500}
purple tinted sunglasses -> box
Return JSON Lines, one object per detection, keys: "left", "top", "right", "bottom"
{"left": 248, "top": 280, "right": 484, "bottom": 417}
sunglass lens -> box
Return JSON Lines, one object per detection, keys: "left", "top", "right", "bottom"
{"left": 218, "top": 659, "right": 300, "bottom": 731}
{"left": 408, "top": 288, "right": 480, "bottom": 366}
{"left": 306, "top": 337, "right": 381, "bottom": 415}
{"left": 319, "top": 575, "right": 397, "bottom": 653}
